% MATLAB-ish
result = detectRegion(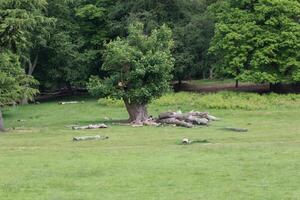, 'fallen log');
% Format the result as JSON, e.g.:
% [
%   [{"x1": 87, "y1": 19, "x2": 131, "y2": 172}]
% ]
[
  {"x1": 156, "y1": 110, "x2": 220, "y2": 128},
  {"x1": 188, "y1": 111, "x2": 209, "y2": 118},
  {"x1": 207, "y1": 115, "x2": 219, "y2": 121},
  {"x1": 182, "y1": 138, "x2": 192, "y2": 144},
  {"x1": 182, "y1": 138, "x2": 209, "y2": 145},
  {"x1": 159, "y1": 111, "x2": 215, "y2": 122},
  {"x1": 58, "y1": 101, "x2": 84, "y2": 105},
  {"x1": 158, "y1": 112, "x2": 178, "y2": 119},
  {"x1": 109, "y1": 110, "x2": 218, "y2": 128},
  {"x1": 73, "y1": 135, "x2": 109, "y2": 141},
  {"x1": 72, "y1": 124, "x2": 108, "y2": 130},
  {"x1": 159, "y1": 118, "x2": 193, "y2": 128},
  {"x1": 184, "y1": 116, "x2": 209, "y2": 125},
  {"x1": 187, "y1": 112, "x2": 219, "y2": 121}
]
